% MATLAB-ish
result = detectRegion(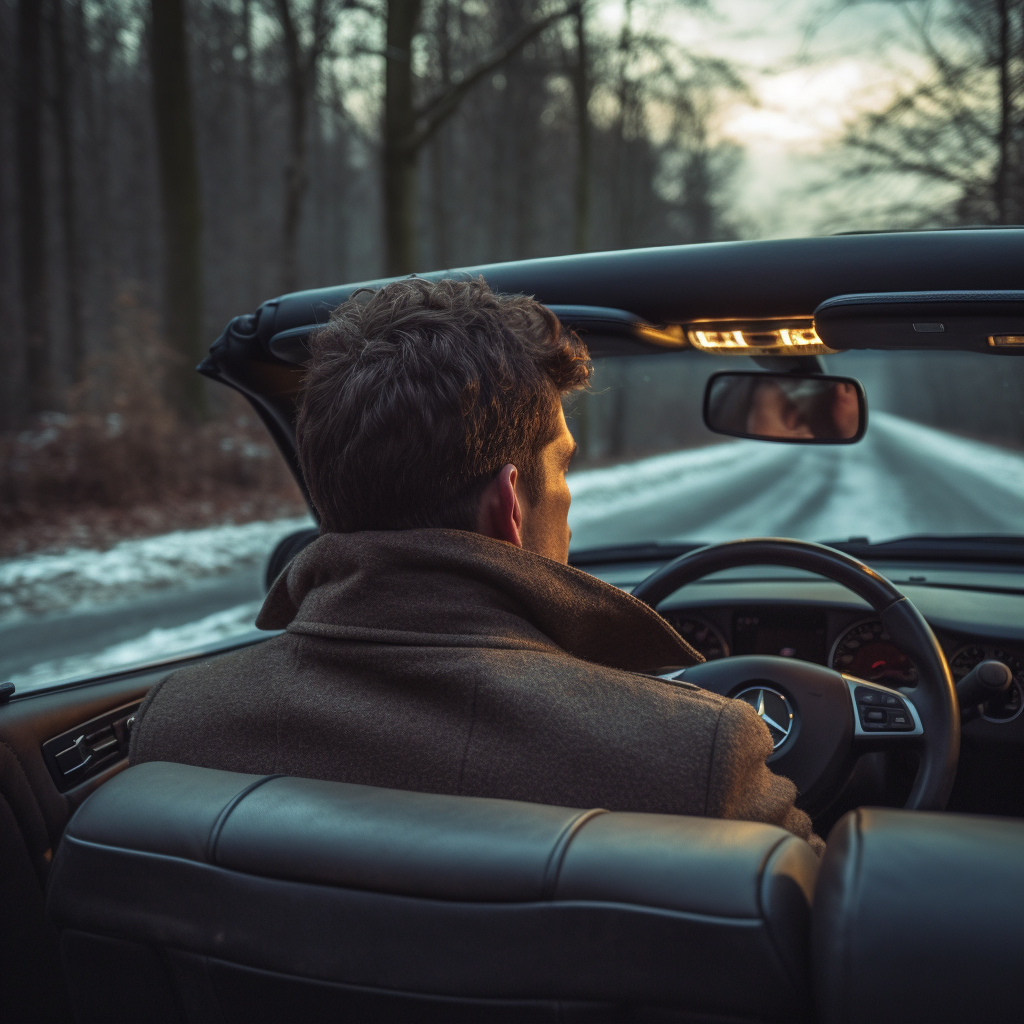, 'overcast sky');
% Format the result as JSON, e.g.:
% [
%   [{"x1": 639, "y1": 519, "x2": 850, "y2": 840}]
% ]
[{"x1": 619, "y1": 0, "x2": 930, "y2": 236}]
